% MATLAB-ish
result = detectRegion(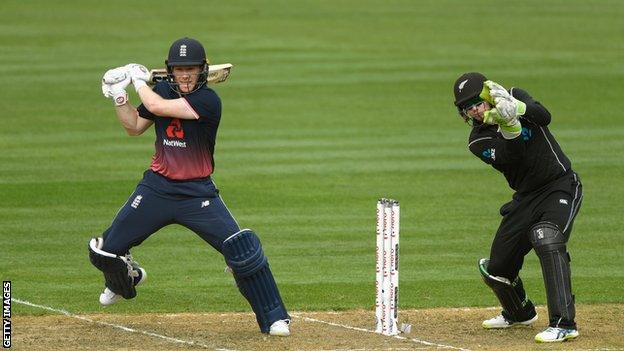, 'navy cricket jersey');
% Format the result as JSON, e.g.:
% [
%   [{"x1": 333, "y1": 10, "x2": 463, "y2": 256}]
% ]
[{"x1": 137, "y1": 82, "x2": 221, "y2": 181}]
